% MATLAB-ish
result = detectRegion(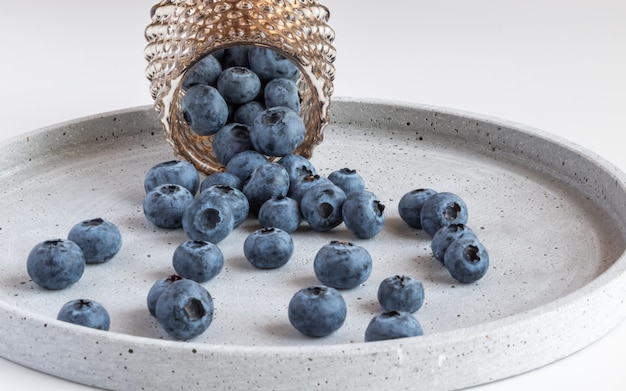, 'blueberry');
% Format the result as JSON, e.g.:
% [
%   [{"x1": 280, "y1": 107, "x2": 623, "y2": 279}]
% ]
[
  {"x1": 211, "y1": 48, "x2": 225, "y2": 63},
  {"x1": 197, "y1": 184, "x2": 249, "y2": 228},
  {"x1": 299, "y1": 182, "x2": 346, "y2": 232},
  {"x1": 277, "y1": 154, "x2": 318, "y2": 184},
  {"x1": 154, "y1": 278, "x2": 214, "y2": 340},
  {"x1": 264, "y1": 77, "x2": 300, "y2": 113},
  {"x1": 328, "y1": 168, "x2": 366, "y2": 196},
  {"x1": 377, "y1": 275, "x2": 425, "y2": 314},
  {"x1": 258, "y1": 195, "x2": 301, "y2": 233},
  {"x1": 431, "y1": 223, "x2": 477, "y2": 263},
  {"x1": 364, "y1": 311, "x2": 423, "y2": 342},
  {"x1": 242, "y1": 162, "x2": 290, "y2": 215},
  {"x1": 419, "y1": 191, "x2": 469, "y2": 237},
  {"x1": 217, "y1": 67, "x2": 262, "y2": 105},
  {"x1": 249, "y1": 106, "x2": 306, "y2": 157},
  {"x1": 248, "y1": 46, "x2": 300, "y2": 81},
  {"x1": 225, "y1": 150, "x2": 269, "y2": 183},
  {"x1": 288, "y1": 173, "x2": 332, "y2": 204},
  {"x1": 173, "y1": 240, "x2": 224, "y2": 283},
  {"x1": 200, "y1": 171, "x2": 243, "y2": 192},
  {"x1": 225, "y1": 101, "x2": 237, "y2": 123},
  {"x1": 221, "y1": 45, "x2": 251, "y2": 68},
  {"x1": 144, "y1": 159, "x2": 200, "y2": 195},
  {"x1": 444, "y1": 237, "x2": 489, "y2": 283},
  {"x1": 57, "y1": 299, "x2": 110, "y2": 331},
  {"x1": 181, "y1": 191, "x2": 235, "y2": 243},
  {"x1": 233, "y1": 100, "x2": 265, "y2": 126},
  {"x1": 313, "y1": 240, "x2": 373, "y2": 289},
  {"x1": 342, "y1": 190, "x2": 385, "y2": 239},
  {"x1": 288, "y1": 285, "x2": 347, "y2": 337},
  {"x1": 398, "y1": 188, "x2": 437, "y2": 229},
  {"x1": 67, "y1": 218, "x2": 122, "y2": 264},
  {"x1": 182, "y1": 54, "x2": 222, "y2": 90},
  {"x1": 26, "y1": 239, "x2": 85, "y2": 290},
  {"x1": 147, "y1": 274, "x2": 184, "y2": 317},
  {"x1": 143, "y1": 184, "x2": 194, "y2": 229},
  {"x1": 182, "y1": 84, "x2": 229, "y2": 136},
  {"x1": 212, "y1": 123, "x2": 254, "y2": 166},
  {"x1": 243, "y1": 227, "x2": 294, "y2": 269}
]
